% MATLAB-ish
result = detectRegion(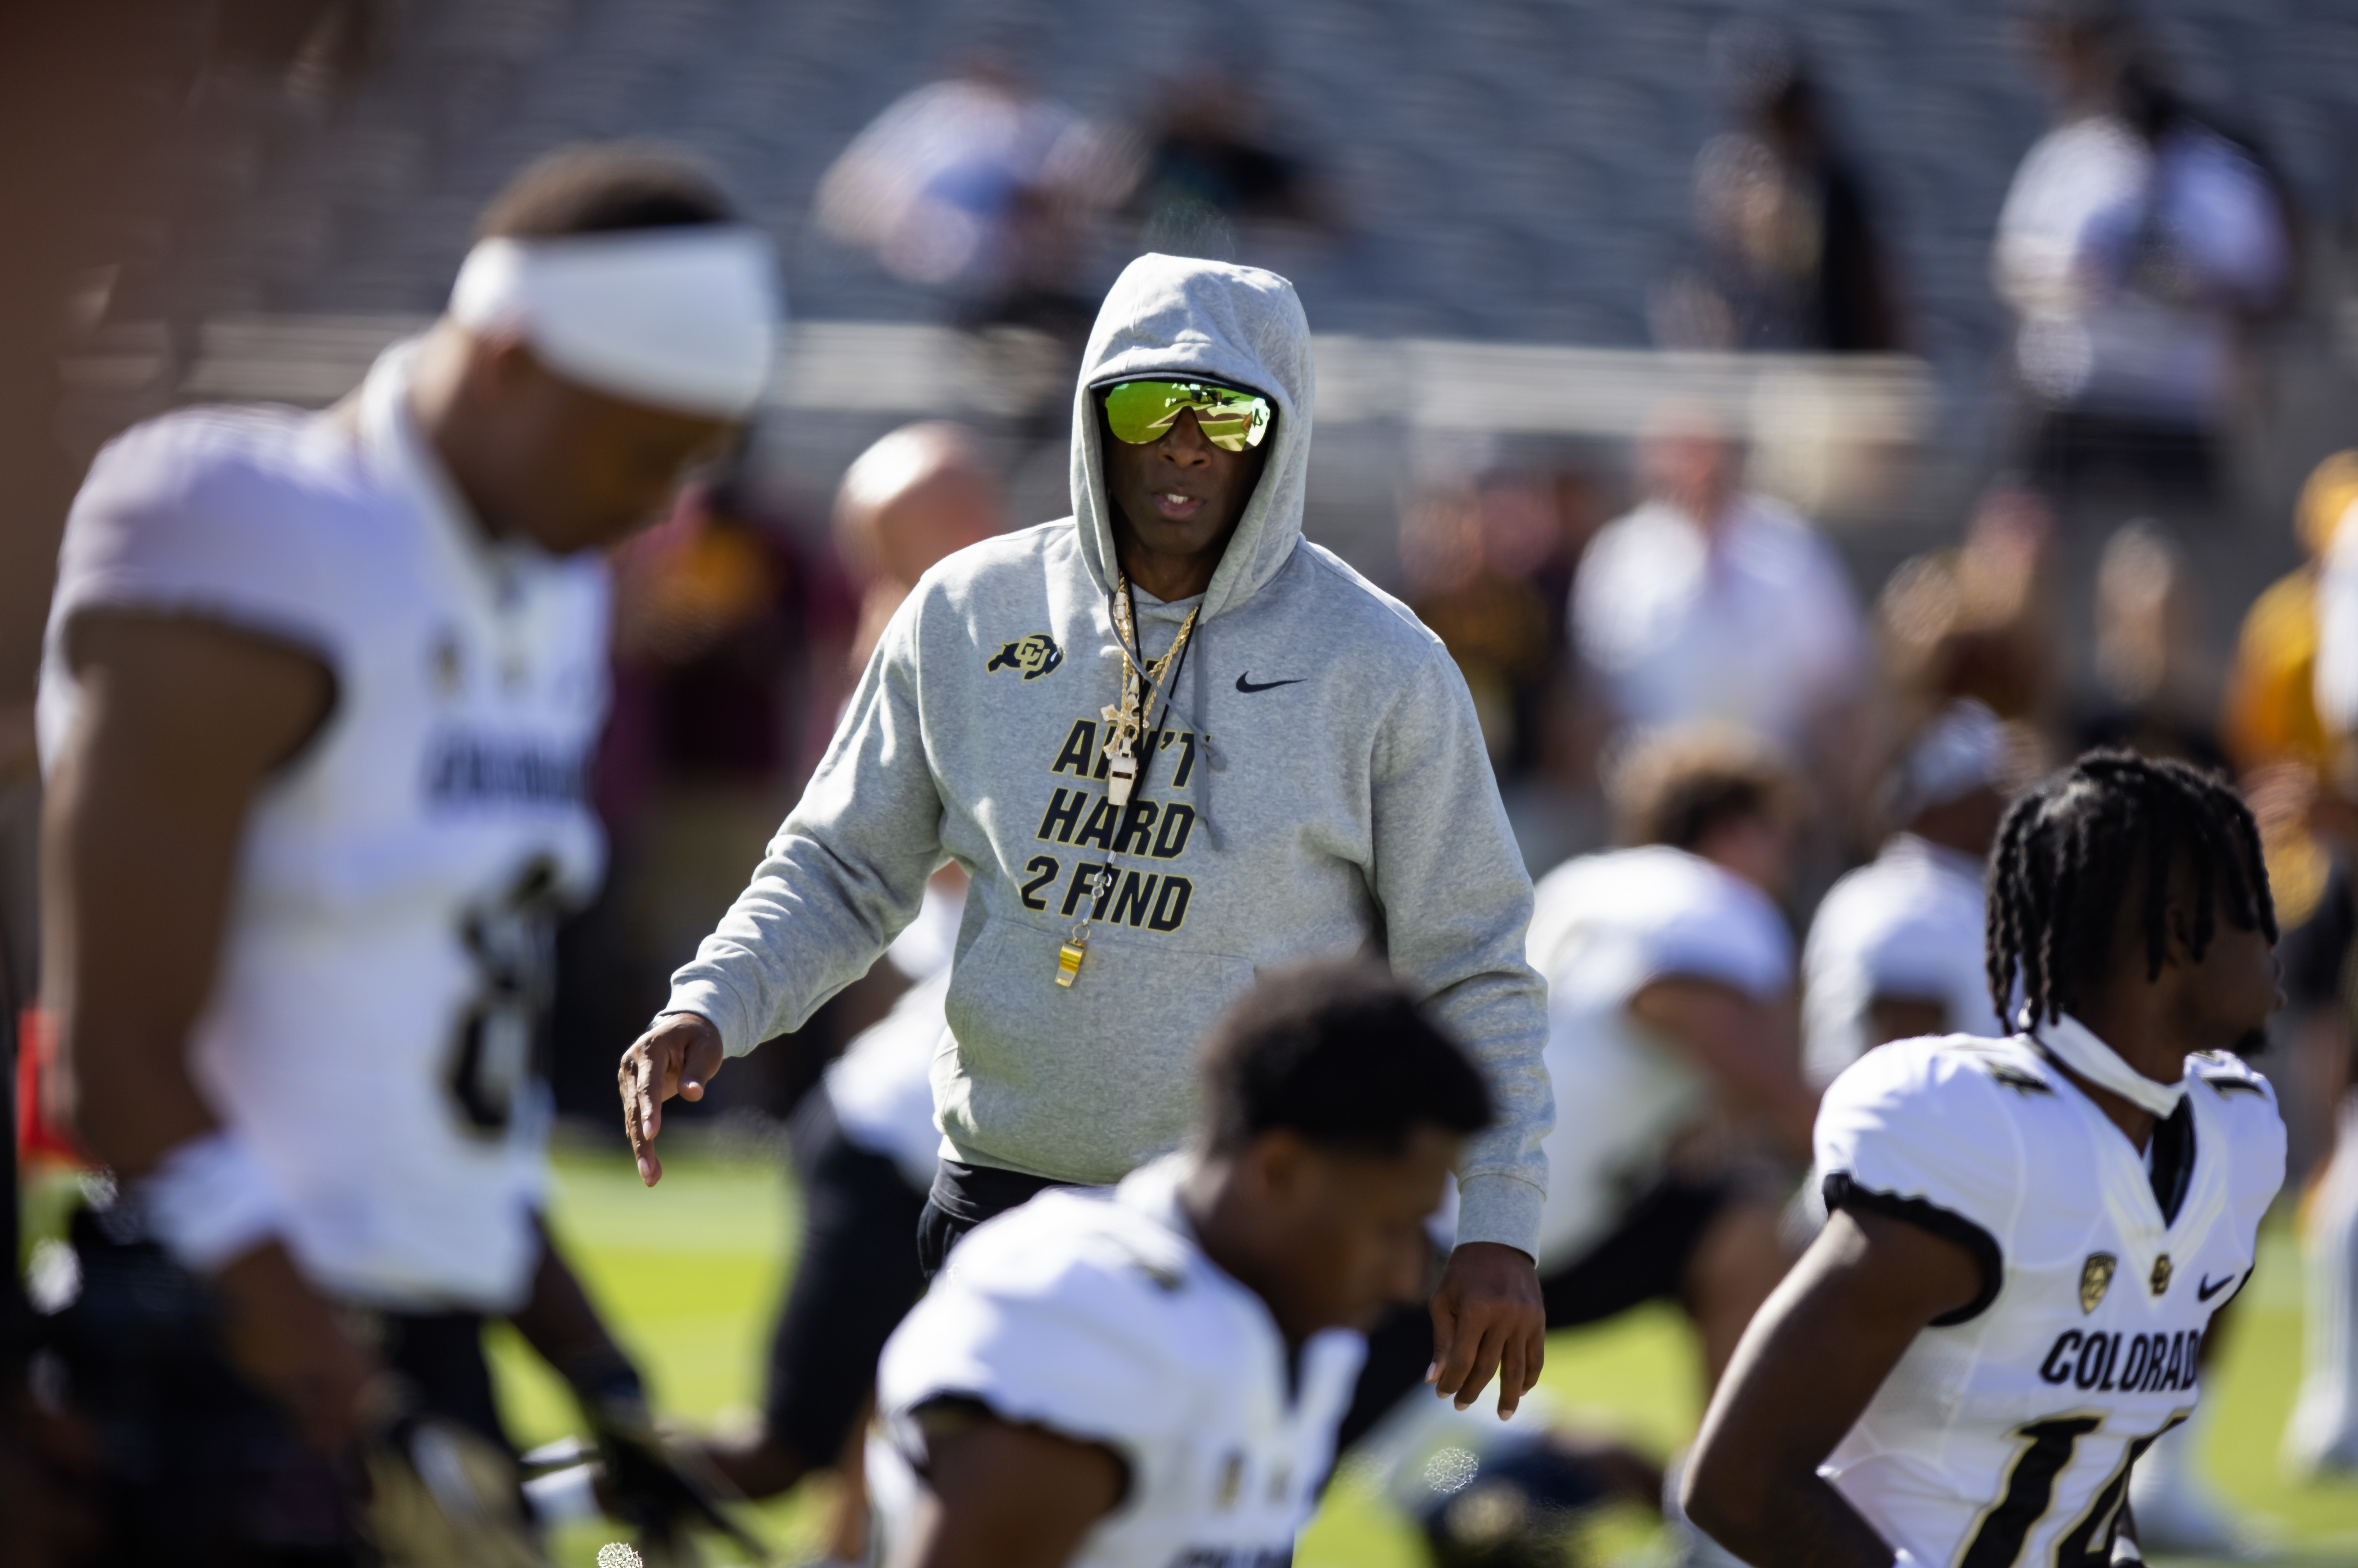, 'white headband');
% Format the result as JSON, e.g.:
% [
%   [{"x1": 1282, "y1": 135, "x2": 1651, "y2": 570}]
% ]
[{"x1": 449, "y1": 226, "x2": 782, "y2": 418}]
